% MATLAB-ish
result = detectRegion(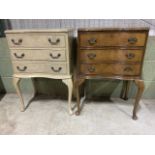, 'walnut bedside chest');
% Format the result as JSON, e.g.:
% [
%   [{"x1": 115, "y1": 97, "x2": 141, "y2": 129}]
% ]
[
  {"x1": 5, "y1": 29, "x2": 74, "y2": 114},
  {"x1": 75, "y1": 28, "x2": 149, "y2": 120}
]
